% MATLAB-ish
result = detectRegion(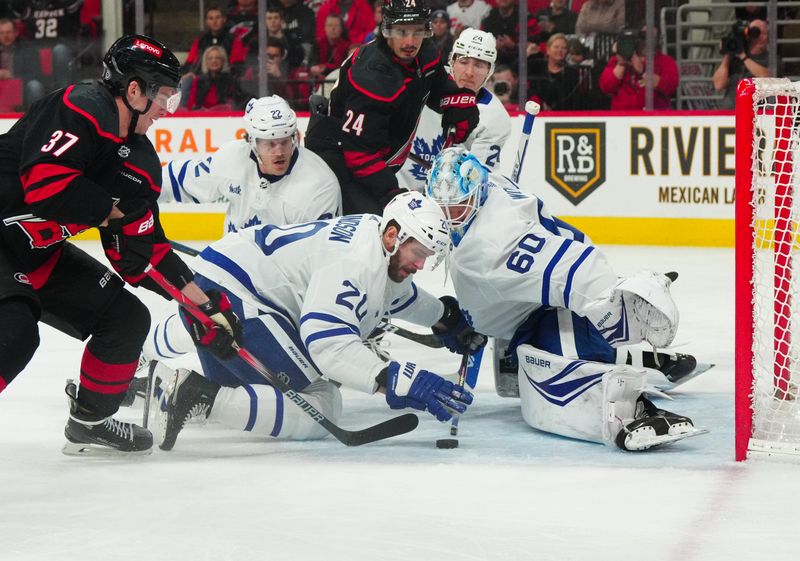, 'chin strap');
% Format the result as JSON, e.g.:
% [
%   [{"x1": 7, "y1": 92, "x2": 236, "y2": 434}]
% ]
[{"x1": 121, "y1": 93, "x2": 151, "y2": 137}]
